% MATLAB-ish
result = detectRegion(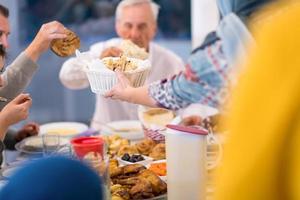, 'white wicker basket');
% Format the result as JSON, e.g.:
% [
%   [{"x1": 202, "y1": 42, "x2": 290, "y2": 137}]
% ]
[{"x1": 85, "y1": 58, "x2": 151, "y2": 95}]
